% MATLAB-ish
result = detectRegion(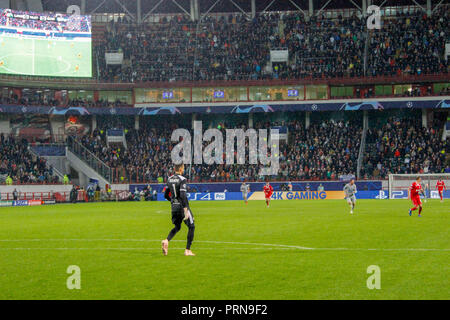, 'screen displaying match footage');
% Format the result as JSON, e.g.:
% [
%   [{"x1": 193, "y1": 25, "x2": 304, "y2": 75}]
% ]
[{"x1": 0, "y1": 8, "x2": 92, "y2": 77}]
